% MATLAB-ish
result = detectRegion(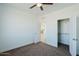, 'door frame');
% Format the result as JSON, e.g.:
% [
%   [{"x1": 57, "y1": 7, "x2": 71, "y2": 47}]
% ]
[
  {"x1": 57, "y1": 17, "x2": 77, "y2": 56},
  {"x1": 57, "y1": 18, "x2": 69, "y2": 46}
]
